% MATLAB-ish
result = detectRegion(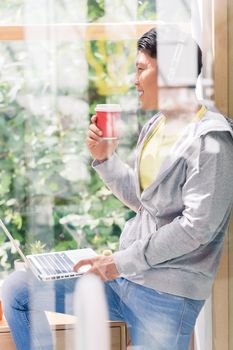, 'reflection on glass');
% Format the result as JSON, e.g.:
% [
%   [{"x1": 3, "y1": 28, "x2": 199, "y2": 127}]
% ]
[{"x1": 1, "y1": 1, "x2": 231, "y2": 350}]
